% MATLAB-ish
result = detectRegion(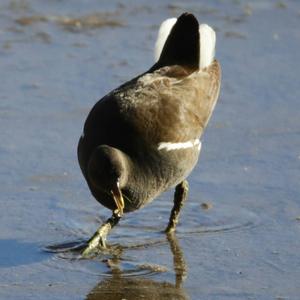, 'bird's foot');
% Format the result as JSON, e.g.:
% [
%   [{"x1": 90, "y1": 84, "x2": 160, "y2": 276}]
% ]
[
  {"x1": 81, "y1": 231, "x2": 107, "y2": 257},
  {"x1": 81, "y1": 212, "x2": 121, "y2": 258}
]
